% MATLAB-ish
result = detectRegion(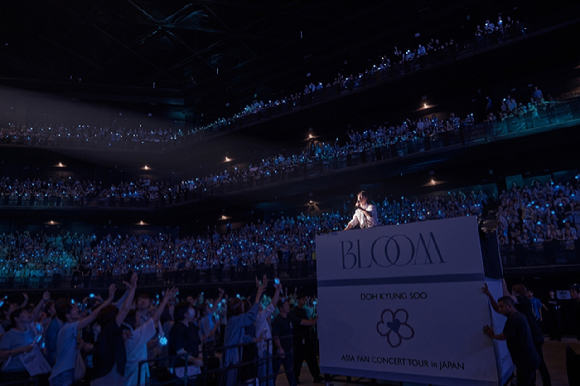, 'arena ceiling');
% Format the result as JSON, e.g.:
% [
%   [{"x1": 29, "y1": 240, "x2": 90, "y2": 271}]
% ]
[
  {"x1": 0, "y1": 0, "x2": 529, "y2": 120},
  {"x1": 0, "y1": 0, "x2": 399, "y2": 89}
]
